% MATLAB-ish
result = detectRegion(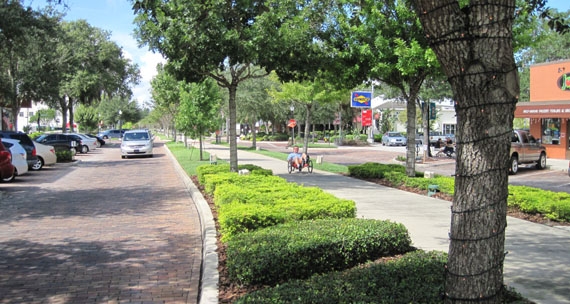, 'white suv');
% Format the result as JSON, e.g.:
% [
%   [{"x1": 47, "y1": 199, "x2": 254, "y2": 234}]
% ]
[{"x1": 120, "y1": 129, "x2": 154, "y2": 159}]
